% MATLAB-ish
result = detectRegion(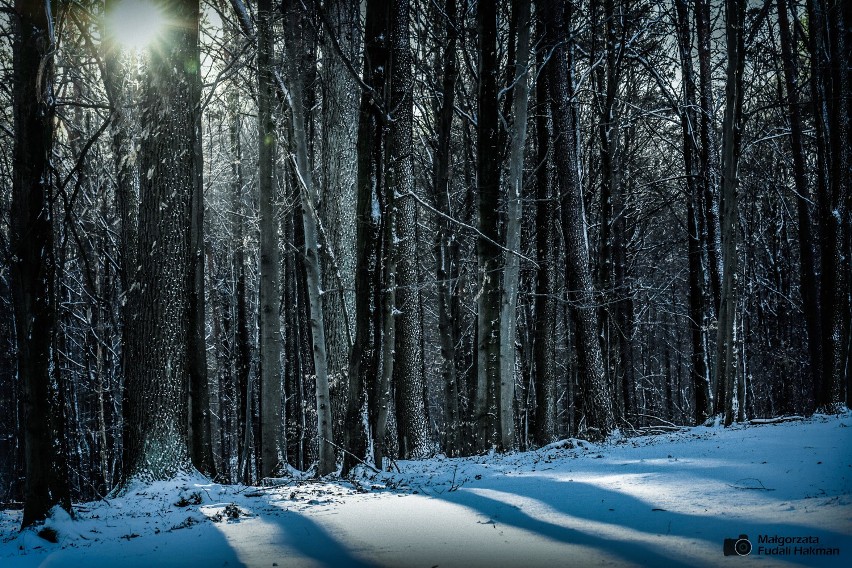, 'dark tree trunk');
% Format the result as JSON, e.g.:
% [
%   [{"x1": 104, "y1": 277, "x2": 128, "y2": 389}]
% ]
[
  {"x1": 431, "y1": 0, "x2": 461, "y2": 457},
  {"x1": 776, "y1": 0, "x2": 825, "y2": 412},
  {"x1": 532, "y1": 21, "x2": 557, "y2": 445},
  {"x1": 695, "y1": 0, "x2": 722, "y2": 314},
  {"x1": 187, "y1": 0, "x2": 215, "y2": 477},
  {"x1": 716, "y1": 0, "x2": 745, "y2": 425},
  {"x1": 824, "y1": 0, "x2": 850, "y2": 410},
  {"x1": 675, "y1": 0, "x2": 712, "y2": 424},
  {"x1": 541, "y1": 0, "x2": 614, "y2": 438},
  {"x1": 12, "y1": 0, "x2": 73, "y2": 528},
  {"x1": 474, "y1": 0, "x2": 503, "y2": 451},
  {"x1": 343, "y1": 0, "x2": 388, "y2": 474},
  {"x1": 256, "y1": 0, "x2": 282, "y2": 478}
]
